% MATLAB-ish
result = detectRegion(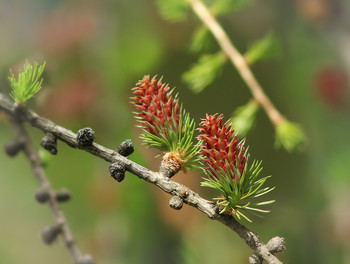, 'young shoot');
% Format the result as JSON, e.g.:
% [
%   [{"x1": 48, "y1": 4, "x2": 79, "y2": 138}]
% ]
[{"x1": 9, "y1": 60, "x2": 46, "y2": 105}]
